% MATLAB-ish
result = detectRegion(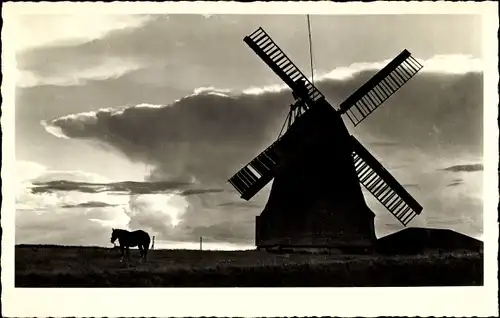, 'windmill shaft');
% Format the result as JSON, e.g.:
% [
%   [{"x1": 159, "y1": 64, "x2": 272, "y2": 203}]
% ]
[{"x1": 306, "y1": 14, "x2": 315, "y2": 85}]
